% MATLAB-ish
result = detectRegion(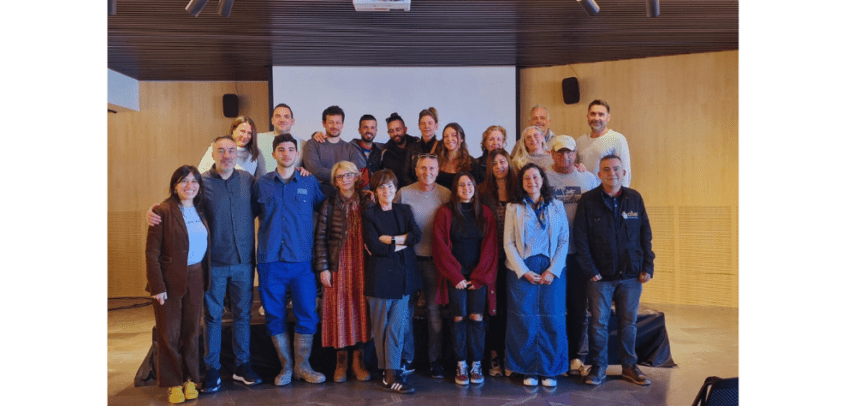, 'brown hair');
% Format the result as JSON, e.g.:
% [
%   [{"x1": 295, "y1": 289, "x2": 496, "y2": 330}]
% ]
[
  {"x1": 438, "y1": 122, "x2": 474, "y2": 173},
  {"x1": 448, "y1": 172, "x2": 486, "y2": 237},
  {"x1": 228, "y1": 116, "x2": 260, "y2": 161}
]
